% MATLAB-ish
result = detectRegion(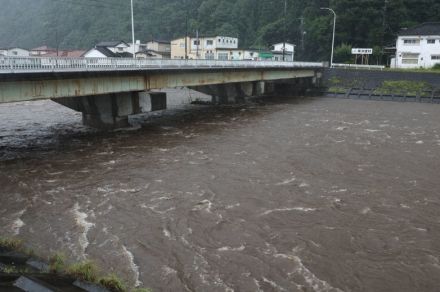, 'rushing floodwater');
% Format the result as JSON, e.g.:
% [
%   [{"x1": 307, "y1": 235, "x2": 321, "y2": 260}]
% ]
[{"x1": 1, "y1": 93, "x2": 440, "y2": 292}]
